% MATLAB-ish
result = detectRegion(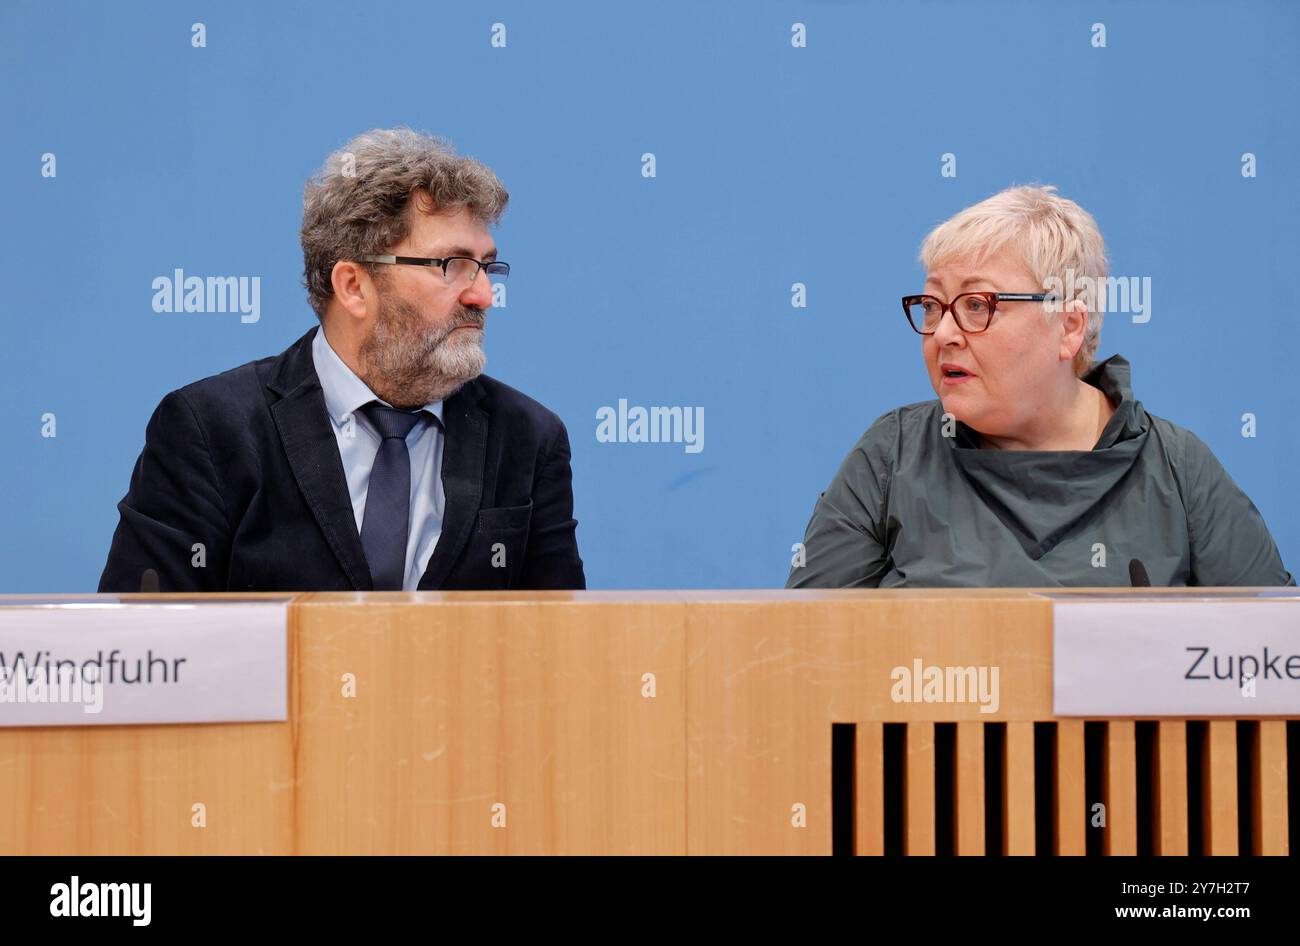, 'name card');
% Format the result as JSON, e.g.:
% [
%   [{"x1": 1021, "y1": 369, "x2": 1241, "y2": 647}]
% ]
[
  {"x1": 0, "y1": 599, "x2": 288, "y2": 727},
  {"x1": 1051, "y1": 597, "x2": 1300, "y2": 716}
]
